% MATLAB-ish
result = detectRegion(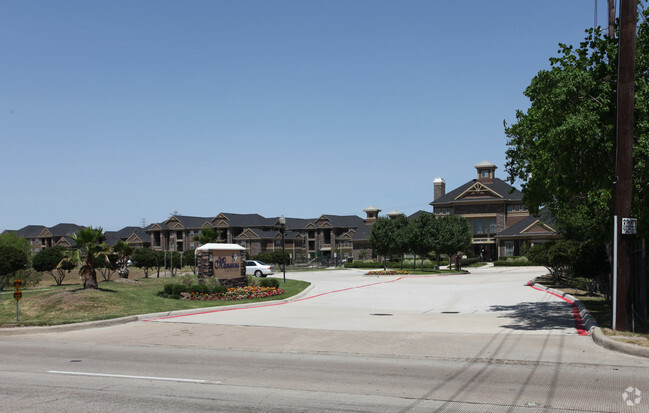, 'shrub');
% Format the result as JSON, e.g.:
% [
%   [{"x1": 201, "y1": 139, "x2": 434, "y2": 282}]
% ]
[
  {"x1": 163, "y1": 283, "x2": 174, "y2": 295},
  {"x1": 493, "y1": 256, "x2": 532, "y2": 266},
  {"x1": 188, "y1": 284, "x2": 210, "y2": 294},
  {"x1": 259, "y1": 278, "x2": 280, "y2": 288},
  {"x1": 205, "y1": 276, "x2": 221, "y2": 291},
  {"x1": 180, "y1": 273, "x2": 195, "y2": 287},
  {"x1": 210, "y1": 285, "x2": 228, "y2": 294},
  {"x1": 171, "y1": 284, "x2": 187, "y2": 296},
  {"x1": 460, "y1": 257, "x2": 480, "y2": 266},
  {"x1": 344, "y1": 261, "x2": 383, "y2": 269}
]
